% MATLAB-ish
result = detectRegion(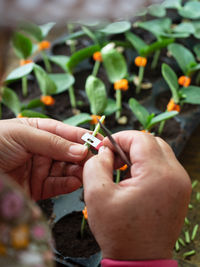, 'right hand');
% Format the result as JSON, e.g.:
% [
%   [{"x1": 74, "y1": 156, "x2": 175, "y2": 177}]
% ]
[{"x1": 83, "y1": 131, "x2": 191, "y2": 261}]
